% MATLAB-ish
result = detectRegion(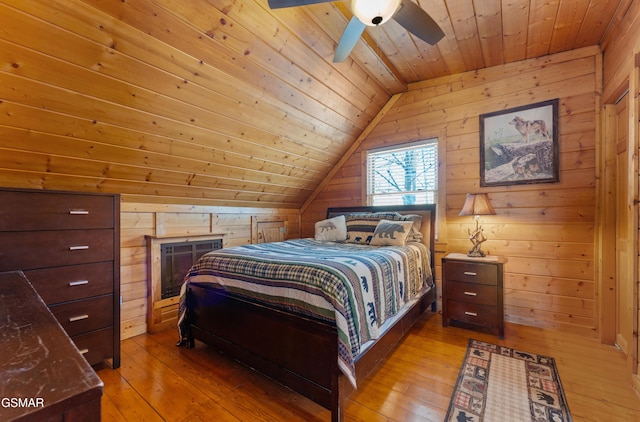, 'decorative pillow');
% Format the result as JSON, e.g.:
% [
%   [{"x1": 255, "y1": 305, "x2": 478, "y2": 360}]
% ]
[
  {"x1": 397, "y1": 214, "x2": 423, "y2": 242},
  {"x1": 314, "y1": 215, "x2": 347, "y2": 242},
  {"x1": 345, "y1": 212, "x2": 401, "y2": 244},
  {"x1": 370, "y1": 219, "x2": 414, "y2": 246}
]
